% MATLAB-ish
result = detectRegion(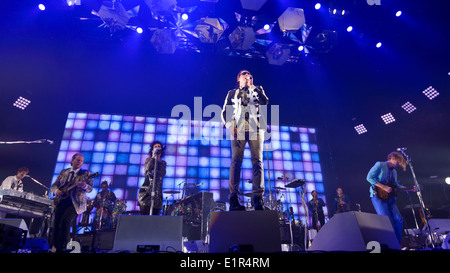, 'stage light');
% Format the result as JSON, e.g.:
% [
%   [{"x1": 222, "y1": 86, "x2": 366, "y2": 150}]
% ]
[
  {"x1": 401, "y1": 102, "x2": 416, "y2": 114},
  {"x1": 181, "y1": 13, "x2": 189, "y2": 20},
  {"x1": 346, "y1": 26, "x2": 353, "y2": 32},
  {"x1": 315, "y1": 3, "x2": 321, "y2": 10},
  {"x1": 38, "y1": 4, "x2": 46, "y2": 11},
  {"x1": 381, "y1": 113, "x2": 395, "y2": 124},
  {"x1": 136, "y1": 27, "x2": 143, "y2": 34},
  {"x1": 445, "y1": 177, "x2": 450, "y2": 185},
  {"x1": 354, "y1": 124, "x2": 367, "y2": 135},
  {"x1": 13, "y1": 97, "x2": 31, "y2": 110},
  {"x1": 376, "y1": 42, "x2": 382, "y2": 48},
  {"x1": 422, "y1": 86, "x2": 439, "y2": 100},
  {"x1": 263, "y1": 24, "x2": 270, "y2": 31},
  {"x1": 395, "y1": 11, "x2": 402, "y2": 17},
  {"x1": 298, "y1": 45, "x2": 304, "y2": 51}
]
